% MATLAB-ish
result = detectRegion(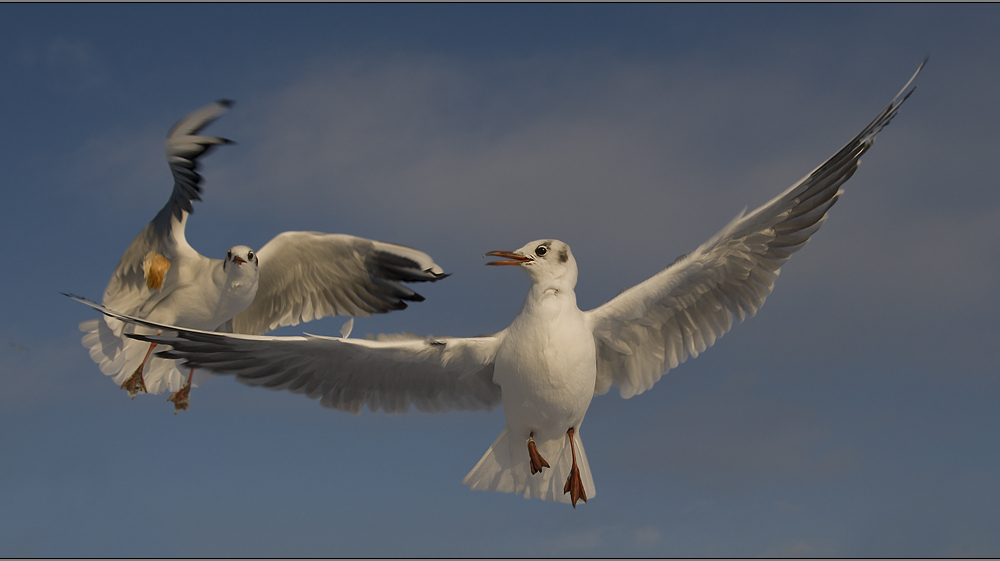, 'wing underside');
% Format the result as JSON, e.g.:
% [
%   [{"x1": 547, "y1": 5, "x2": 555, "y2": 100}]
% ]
[{"x1": 586, "y1": 61, "x2": 924, "y2": 399}]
